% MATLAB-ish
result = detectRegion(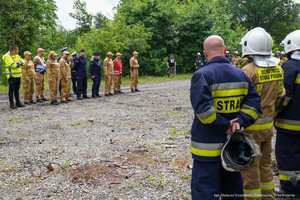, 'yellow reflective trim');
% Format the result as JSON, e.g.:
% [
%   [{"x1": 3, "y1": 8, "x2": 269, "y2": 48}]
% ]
[
  {"x1": 279, "y1": 174, "x2": 289, "y2": 181},
  {"x1": 256, "y1": 66, "x2": 283, "y2": 83},
  {"x1": 191, "y1": 146, "x2": 221, "y2": 157},
  {"x1": 246, "y1": 121, "x2": 274, "y2": 131},
  {"x1": 261, "y1": 181, "x2": 275, "y2": 191},
  {"x1": 212, "y1": 88, "x2": 248, "y2": 98},
  {"x1": 279, "y1": 174, "x2": 300, "y2": 181},
  {"x1": 275, "y1": 121, "x2": 300, "y2": 131},
  {"x1": 295, "y1": 74, "x2": 300, "y2": 84},
  {"x1": 240, "y1": 108, "x2": 258, "y2": 119},
  {"x1": 198, "y1": 112, "x2": 216, "y2": 124},
  {"x1": 213, "y1": 96, "x2": 243, "y2": 114},
  {"x1": 243, "y1": 188, "x2": 262, "y2": 197}
]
